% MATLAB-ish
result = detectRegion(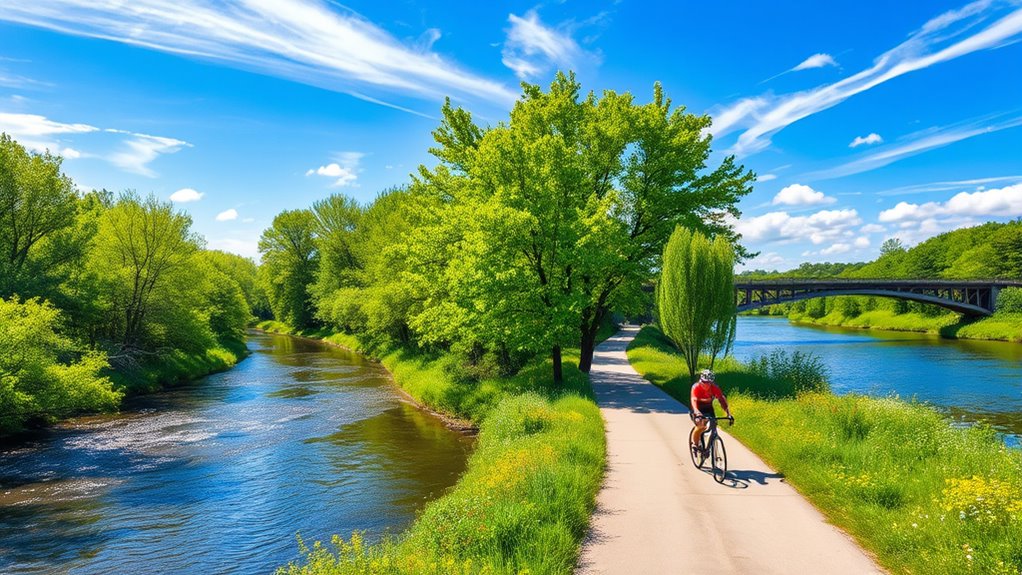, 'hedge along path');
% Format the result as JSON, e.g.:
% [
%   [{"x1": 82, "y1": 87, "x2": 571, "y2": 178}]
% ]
[{"x1": 576, "y1": 326, "x2": 884, "y2": 575}]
